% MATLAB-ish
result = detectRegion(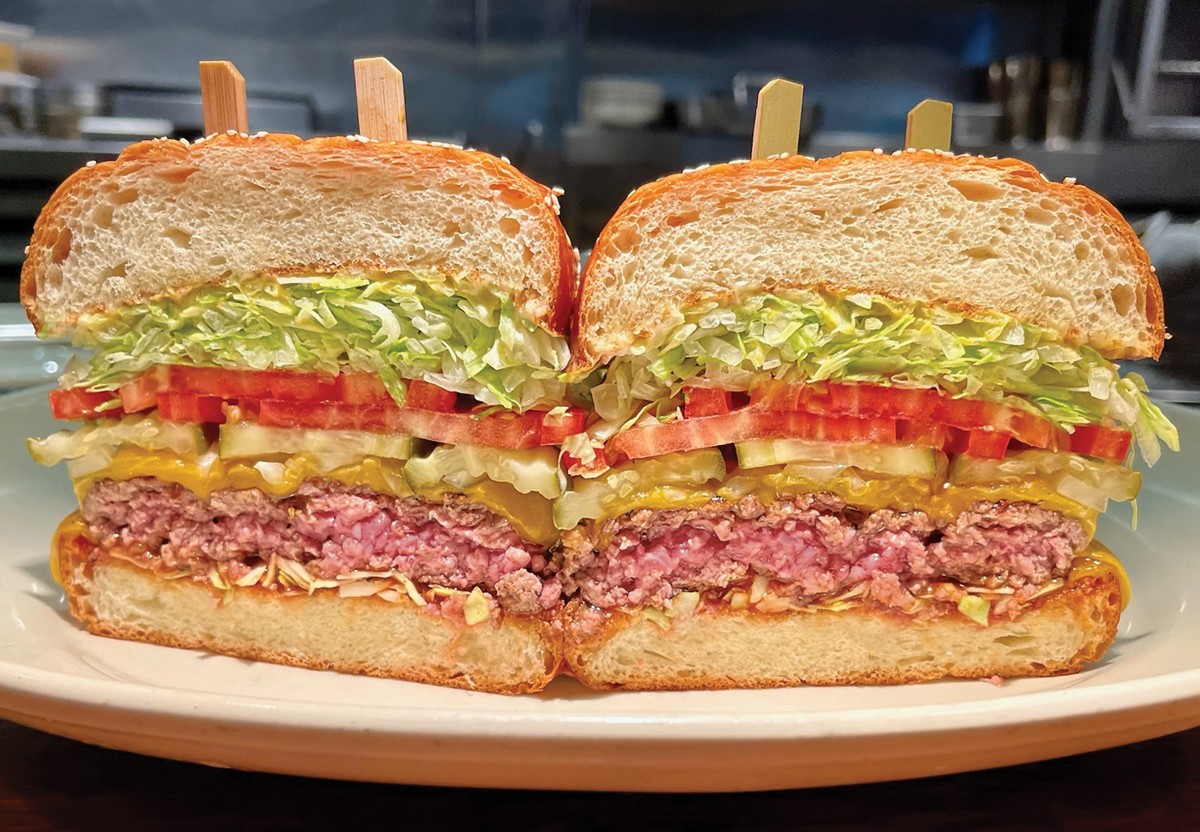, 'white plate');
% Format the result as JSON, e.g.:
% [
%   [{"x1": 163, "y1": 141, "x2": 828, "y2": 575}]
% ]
[{"x1": 1, "y1": 387, "x2": 1198, "y2": 792}]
